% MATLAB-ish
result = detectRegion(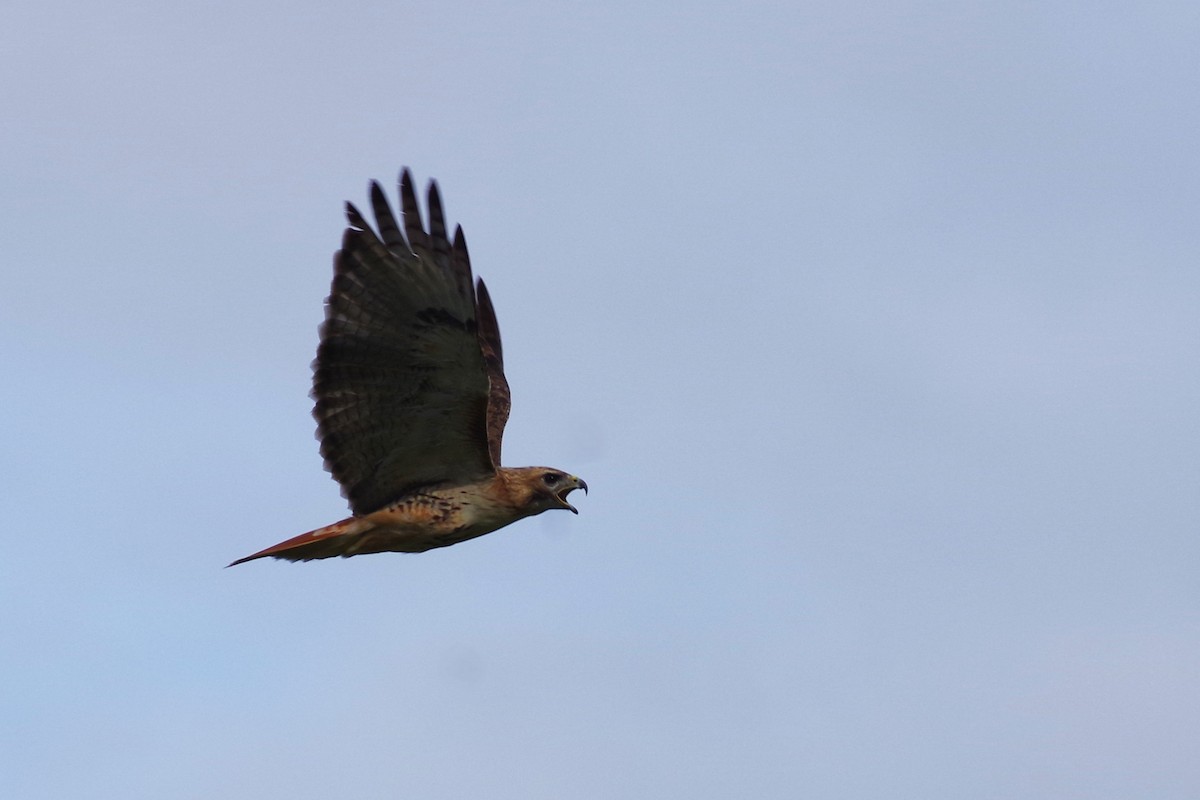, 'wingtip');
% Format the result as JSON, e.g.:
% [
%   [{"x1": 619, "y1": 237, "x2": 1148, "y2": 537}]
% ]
[
  {"x1": 426, "y1": 179, "x2": 445, "y2": 224},
  {"x1": 453, "y1": 225, "x2": 470, "y2": 261}
]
